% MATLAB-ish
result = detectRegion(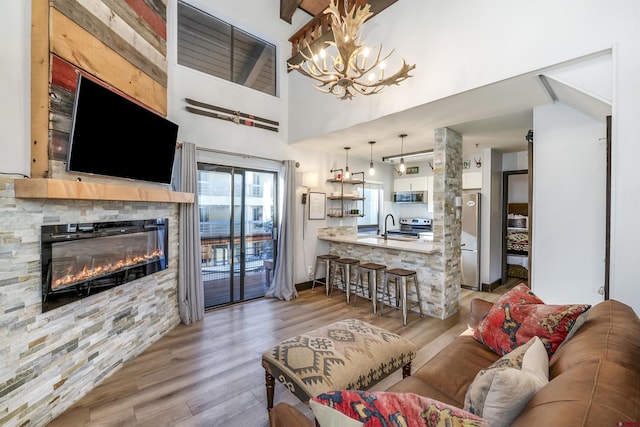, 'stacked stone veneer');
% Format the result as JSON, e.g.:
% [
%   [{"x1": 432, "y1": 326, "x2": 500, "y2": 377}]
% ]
[
  {"x1": 432, "y1": 127, "x2": 463, "y2": 318},
  {"x1": 0, "y1": 177, "x2": 181, "y2": 426}
]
